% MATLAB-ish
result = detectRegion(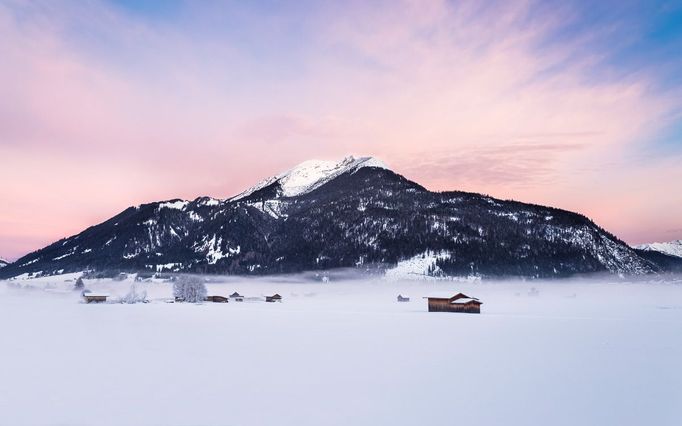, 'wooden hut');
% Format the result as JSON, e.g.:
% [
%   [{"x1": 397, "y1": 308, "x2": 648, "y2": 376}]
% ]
[
  {"x1": 229, "y1": 292, "x2": 244, "y2": 302},
  {"x1": 424, "y1": 292, "x2": 482, "y2": 314},
  {"x1": 205, "y1": 295, "x2": 229, "y2": 303},
  {"x1": 265, "y1": 294, "x2": 282, "y2": 303},
  {"x1": 397, "y1": 294, "x2": 410, "y2": 302},
  {"x1": 83, "y1": 293, "x2": 109, "y2": 303}
]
